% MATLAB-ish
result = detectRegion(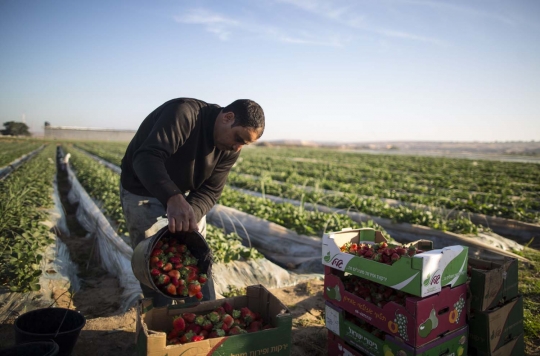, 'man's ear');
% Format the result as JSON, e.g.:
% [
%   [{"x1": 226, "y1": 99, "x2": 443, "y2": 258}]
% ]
[{"x1": 223, "y1": 112, "x2": 235, "y2": 123}]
